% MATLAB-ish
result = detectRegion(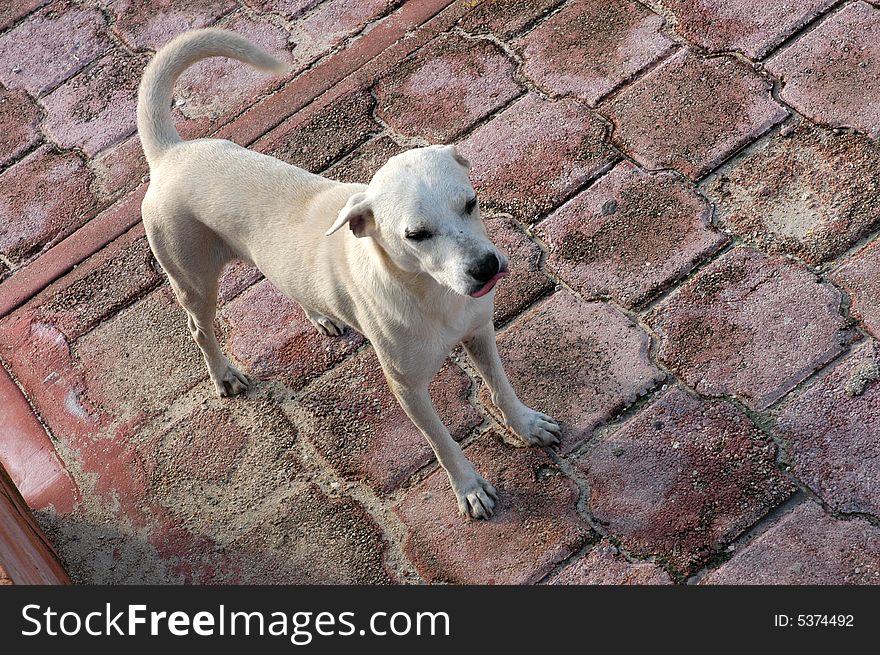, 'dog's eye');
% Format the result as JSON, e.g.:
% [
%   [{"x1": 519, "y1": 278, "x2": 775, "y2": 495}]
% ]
[
  {"x1": 464, "y1": 197, "x2": 477, "y2": 214},
  {"x1": 405, "y1": 229, "x2": 433, "y2": 242}
]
